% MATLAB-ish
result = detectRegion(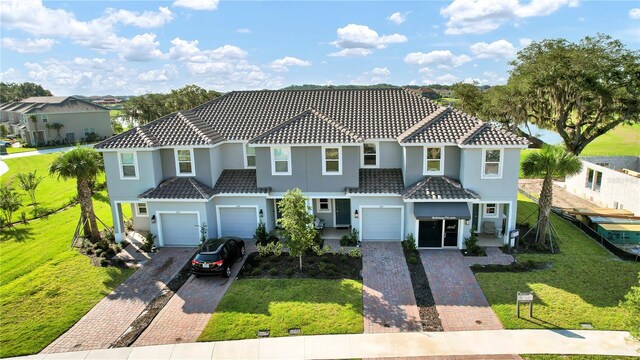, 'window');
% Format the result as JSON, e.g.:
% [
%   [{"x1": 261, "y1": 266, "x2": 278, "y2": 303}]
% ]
[
  {"x1": 585, "y1": 168, "x2": 594, "y2": 189},
  {"x1": 483, "y1": 203, "x2": 498, "y2": 218},
  {"x1": 245, "y1": 145, "x2": 256, "y2": 168},
  {"x1": 585, "y1": 169, "x2": 603, "y2": 191},
  {"x1": 119, "y1": 152, "x2": 138, "y2": 179},
  {"x1": 594, "y1": 171, "x2": 603, "y2": 192},
  {"x1": 135, "y1": 203, "x2": 148, "y2": 217},
  {"x1": 84, "y1": 127, "x2": 95, "y2": 136},
  {"x1": 362, "y1": 142, "x2": 378, "y2": 167},
  {"x1": 482, "y1": 149, "x2": 503, "y2": 179},
  {"x1": 271, "y1": 147, "x2": 291, "y2": 175},
  {"x1": 322, "y1": 147, "x2": 342, "y2": 175},
  {"x1": 41, "y1": 114, "x2": 48, "y2": 123},
  {"x1": 423, "y1": 146, "x2": 444, "y2": 175},
  {"x1": 316, "y1": 198, "x2": 331, "y2": 213},
  {"x1": 175, "y1": 149, "x2": 195, "y2": 176}
]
